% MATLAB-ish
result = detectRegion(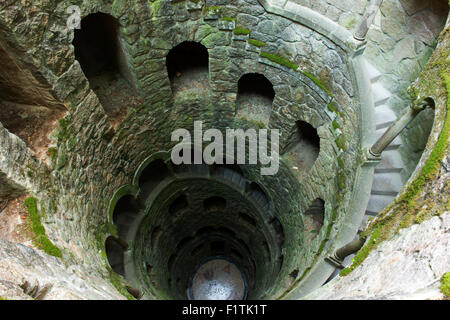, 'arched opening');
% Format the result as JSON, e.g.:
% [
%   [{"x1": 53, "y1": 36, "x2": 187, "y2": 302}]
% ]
[
  {"x1": 203, "y1": 196, "x2": 227, "y2": 212},
  {"x1": 138, "y1": 159, "x2": 171, "y2": 201},
  {"x1": 210, "y1": 240, "x2": 225, "y2": 255},
  {"x1": 284, "y1": 120, "x2": 320, "y2": 172},
  {"x1": 169, "y1": 194, "x2": 188, "y2": 216},
  {"x1": 239, "y1": 212, "x2": 257, "y2": 228},
  {"x1": 73, "y1": 13, "x2": 140, "y2": 122},
  {"x1": 105, "y1": 236, "x2": 126, "y2": 276},
  {"x1": 248, "y1": 182, "x2": 270, "y2": 211},
  {"x1": 165, "y1": 41, "x2": 209, "y2": 95},
  {"x1": 236, "y1": 73, "x2": 275, "y2": 125},
  {"x1": 112, "y1": 195, "x2": 140, "y2": 240},
  {"x1": 303, "y1": 198, "x2": 325, "y2": 242}
]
